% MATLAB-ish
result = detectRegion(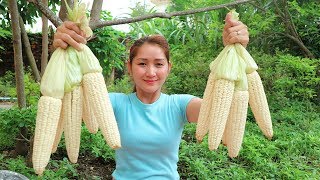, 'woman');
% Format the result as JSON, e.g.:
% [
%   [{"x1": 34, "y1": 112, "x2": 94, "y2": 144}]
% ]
[{"x1": 53, "y1": 12, "x2": 249, "y2": 179}]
